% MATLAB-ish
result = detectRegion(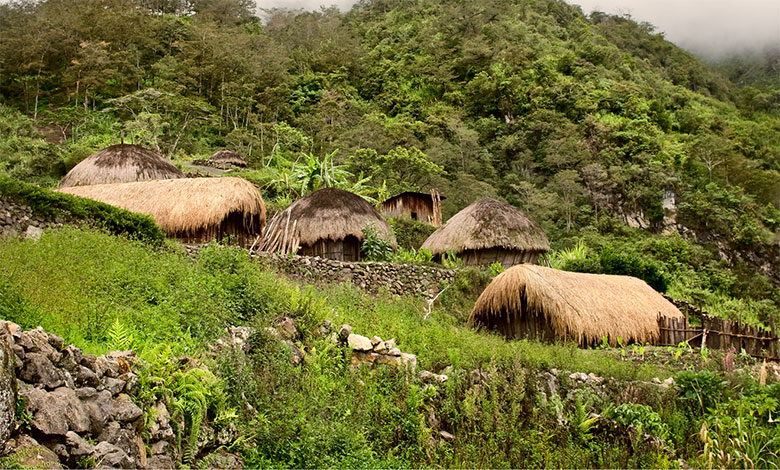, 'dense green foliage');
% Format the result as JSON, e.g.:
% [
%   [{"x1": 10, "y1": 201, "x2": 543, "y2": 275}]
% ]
[
  {"x1": 0, "y1": 173, "x2": 165, "y2": 243},
  {"x1": 1, "y1": 228, "x2": 777, "y2": 468},
  {"x1": 0, "y1": 0, "x2": 777, "y2": 315}
]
